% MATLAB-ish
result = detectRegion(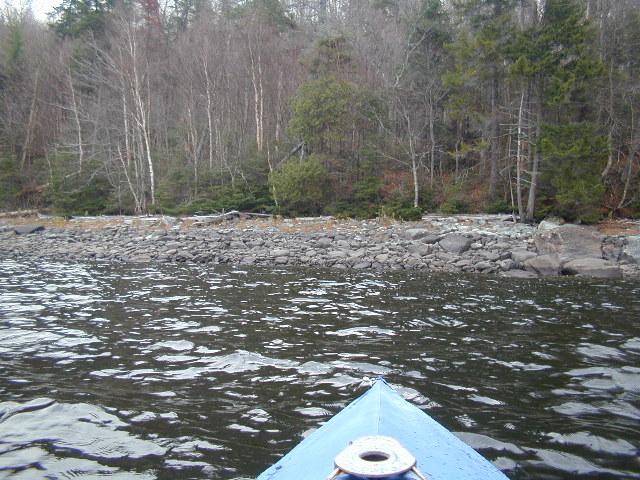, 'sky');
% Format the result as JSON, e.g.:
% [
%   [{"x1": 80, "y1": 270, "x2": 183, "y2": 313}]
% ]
[{"x1": 29, "y1": 0, "x2": 59, "y2": 21}]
